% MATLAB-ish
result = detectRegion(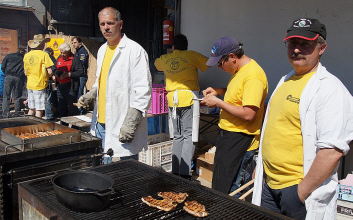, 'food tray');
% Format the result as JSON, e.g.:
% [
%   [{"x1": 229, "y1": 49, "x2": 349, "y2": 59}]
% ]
[{"x1": 0, "y1": 122, "x2": 81, "y2": 150}]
